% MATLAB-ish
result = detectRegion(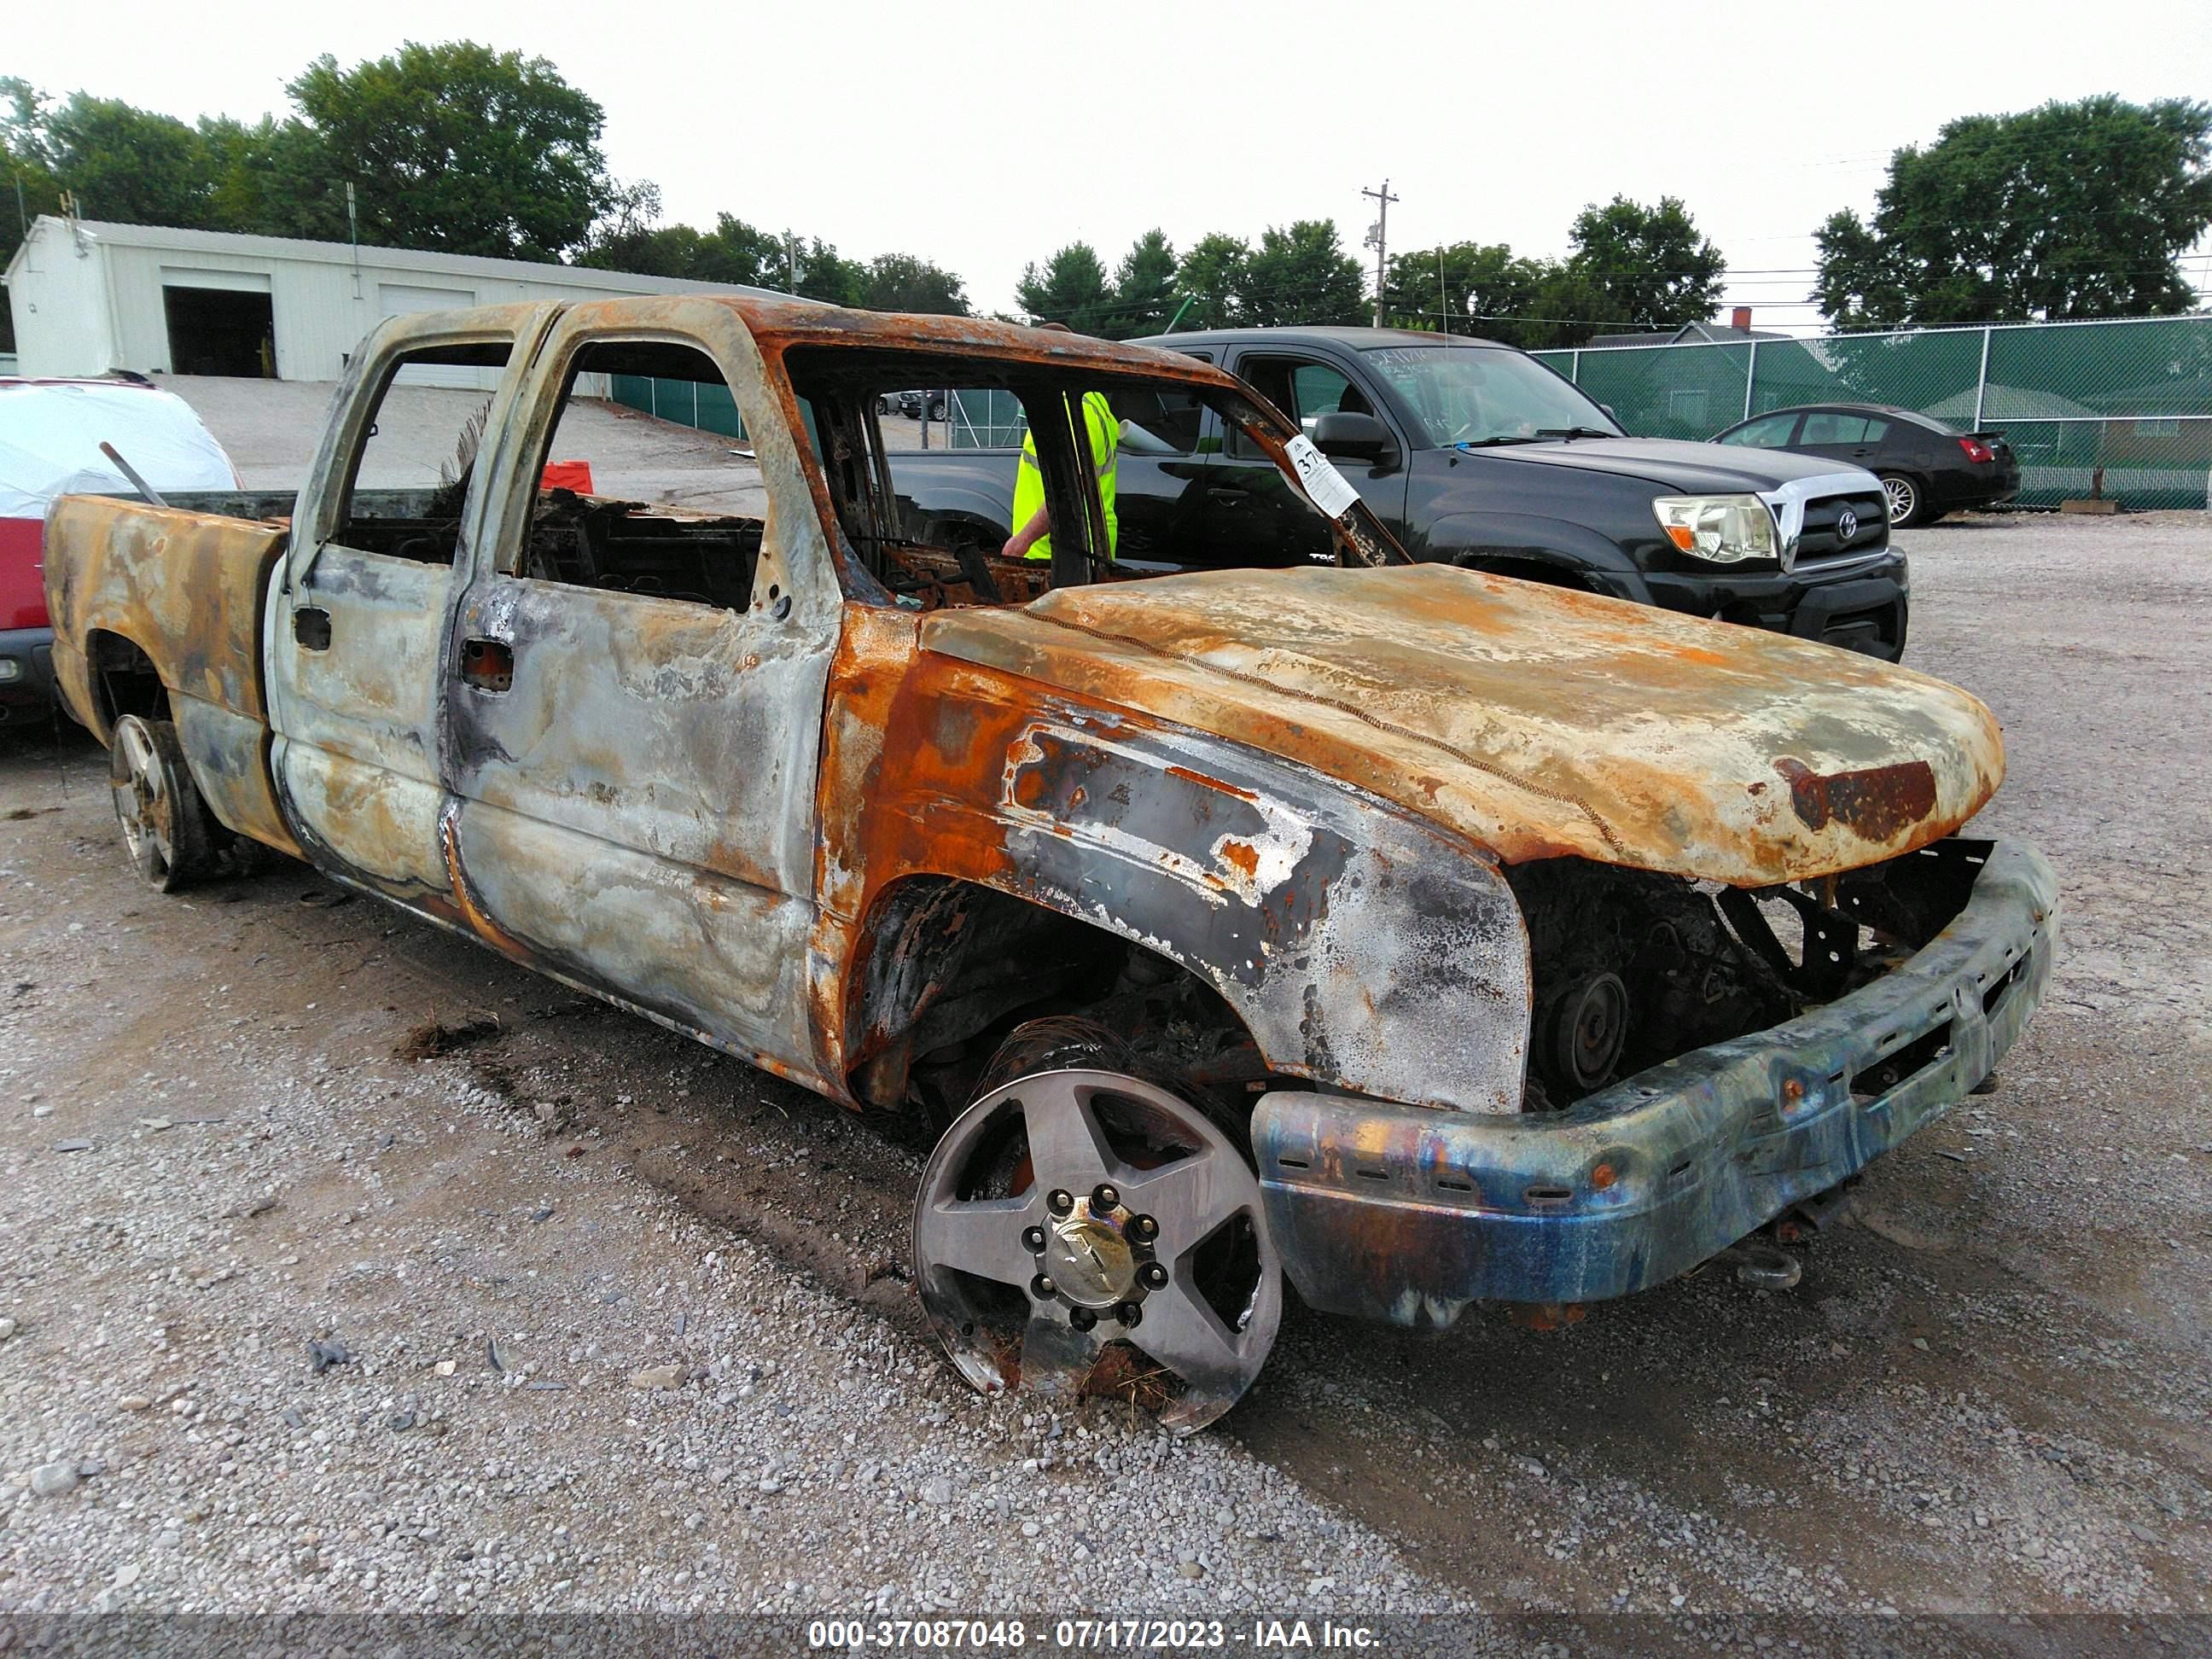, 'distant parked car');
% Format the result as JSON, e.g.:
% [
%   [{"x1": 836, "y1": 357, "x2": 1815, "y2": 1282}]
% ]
[
  {"x1": 0, "y1": 377, "x2": 239, "y2": 718},
  {"x1": 1712, "y1": 403, "x2": 2019, "y2": 527},
  {"x1": 892, "y1": 388, "x2": 950, "y2": 422}
]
